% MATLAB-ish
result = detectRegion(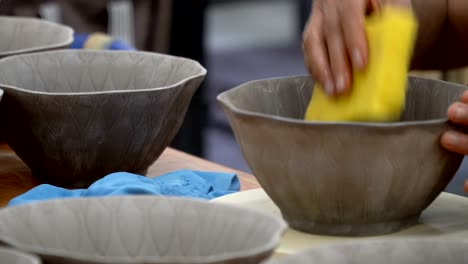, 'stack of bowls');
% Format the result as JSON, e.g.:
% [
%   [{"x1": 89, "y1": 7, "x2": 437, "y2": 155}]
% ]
[{"x1": 0, "y1": 17, "x2": 289, "y2": 264}]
